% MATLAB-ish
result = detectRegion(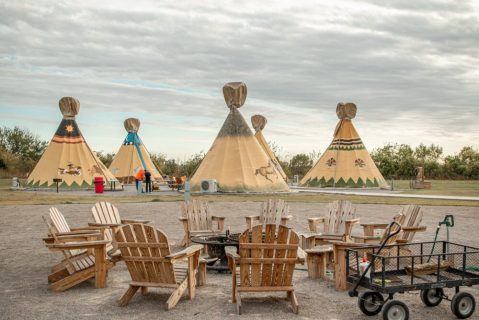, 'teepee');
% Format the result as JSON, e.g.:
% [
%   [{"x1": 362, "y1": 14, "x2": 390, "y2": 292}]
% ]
[
  {"x1": 190, "y1": 82, "x2": 290, "y2": 193},
  {"x1": 108, "y1": 118, "x2": 163, "y2": 184},
  {"x1": 251, "y1": 115, "x2": 288, "y2": 182},
  {"x1": 300, "y1": 103, "x2": 388, "y2": 188},
  {"x1": 27, "y1": 97, "x2": 119, "y2": 189}
]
